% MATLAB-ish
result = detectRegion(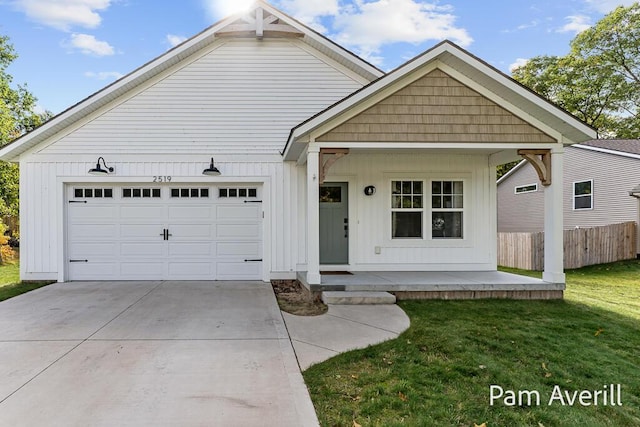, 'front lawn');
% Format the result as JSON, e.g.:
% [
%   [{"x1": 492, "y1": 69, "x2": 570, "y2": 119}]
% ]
[
  {"x1": 0, "y1": 262, "x2": 53, "y2": 301},
  {"x1": 304, "y1": 260, "x2": 640, "y2": 426}
]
